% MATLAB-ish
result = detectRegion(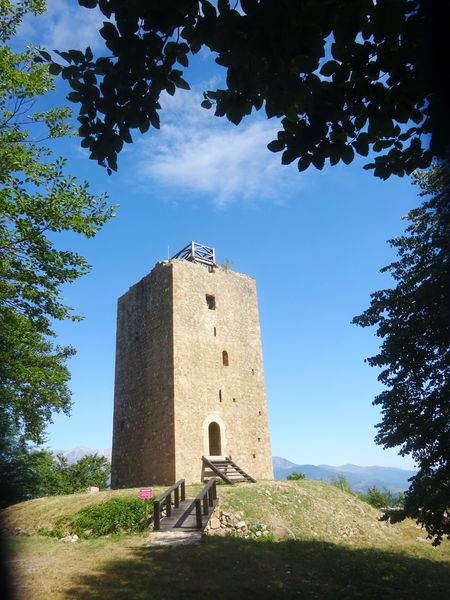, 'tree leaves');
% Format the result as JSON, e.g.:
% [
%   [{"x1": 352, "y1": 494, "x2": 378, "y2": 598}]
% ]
[
  {"x1": 46, "y1": 0, "x2": 440, "y2": 177},
  {"x1": 297, "y1": 155, "x2": 311, "y2": 172},
  {"x1": 267, "y1": 139, "x2": 284, "y2": 153},
  {"x1": 353, "y1": 162, "x2": 450, "y2": 545},
  {"x1": 1, "y1": 3, "x2": 115, "y2": 445},
  {"x1": 320, "y1": 60, "x2": 340, "y2": 77}
]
